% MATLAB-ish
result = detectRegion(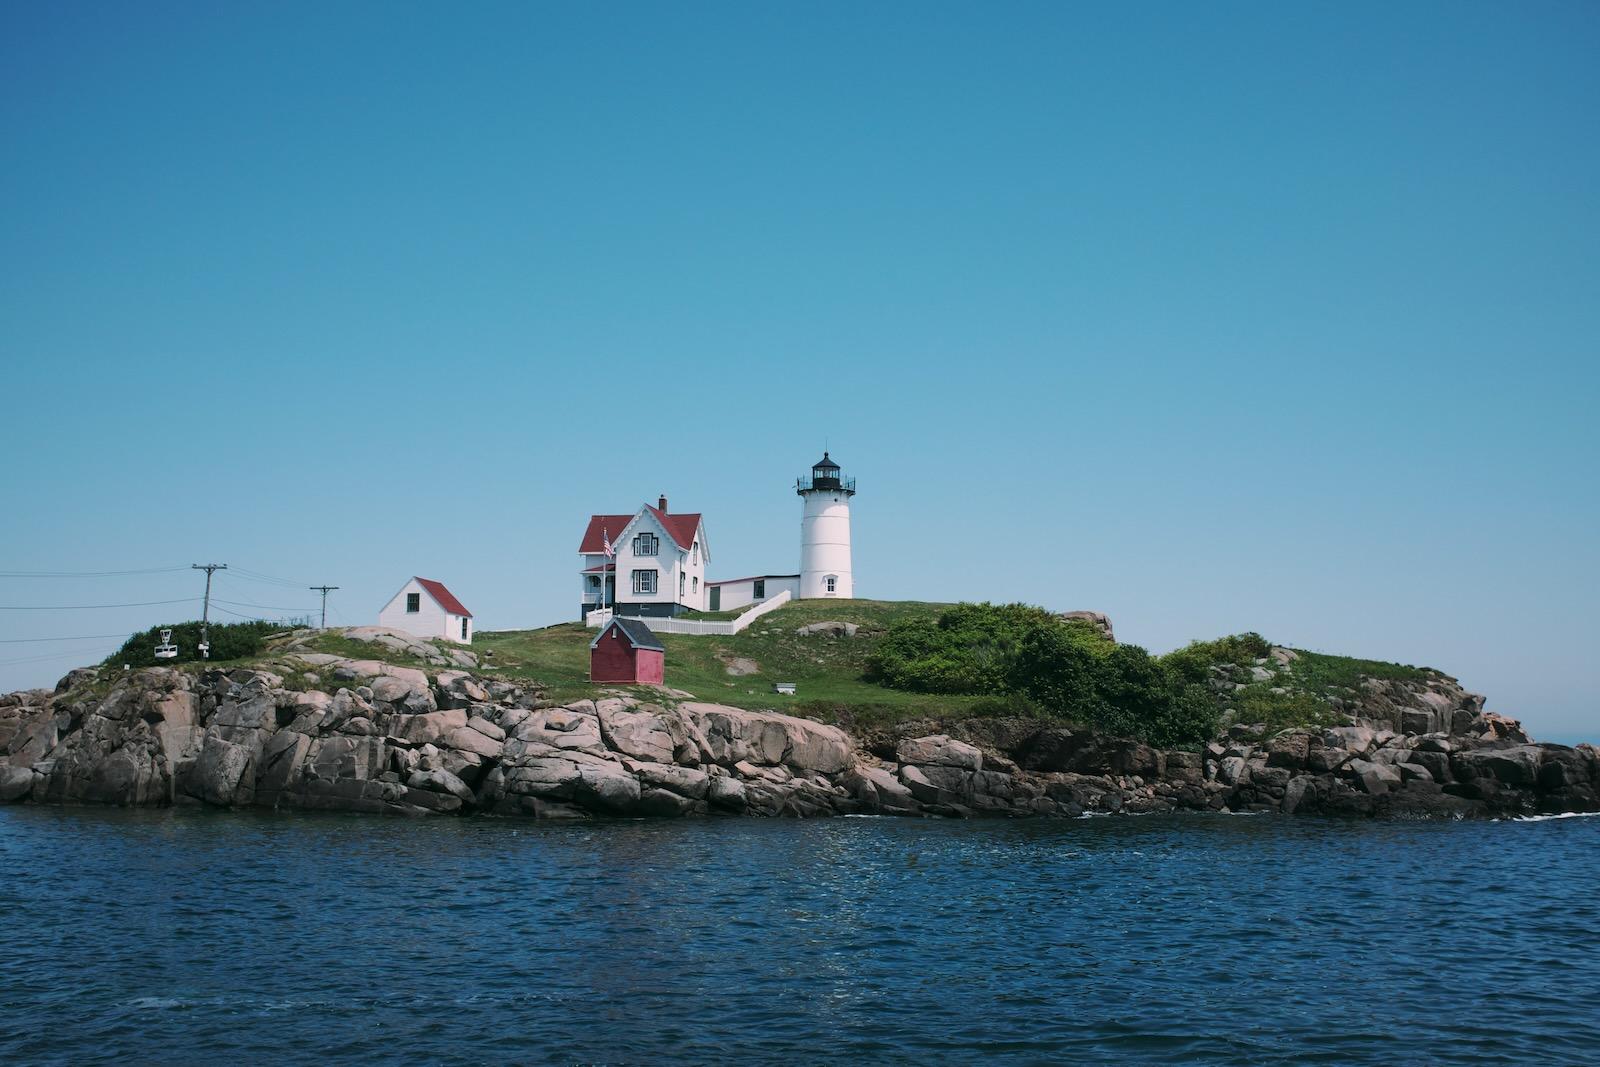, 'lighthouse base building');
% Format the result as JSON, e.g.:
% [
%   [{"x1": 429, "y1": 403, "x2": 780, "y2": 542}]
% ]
[{"x1": 578, "y1": 453, "x2": 856, "y2": 620}]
